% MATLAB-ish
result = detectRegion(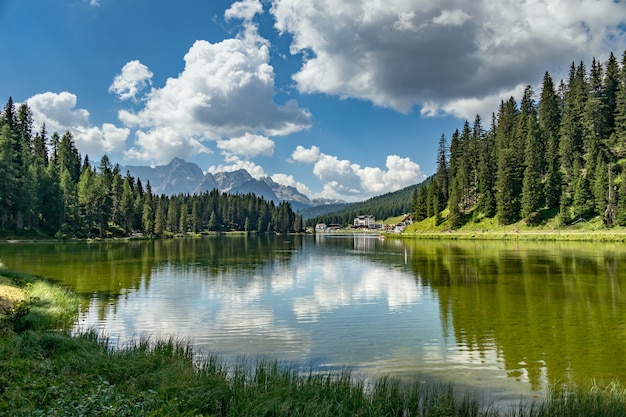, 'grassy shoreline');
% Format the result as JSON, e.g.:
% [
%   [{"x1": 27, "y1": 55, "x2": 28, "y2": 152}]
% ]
[
  {"x1": 398, "y1": 229, "x2": 626, "y2": 242},
  {"x1": 3, "y1": 270, "x2": 626, "y2": 416},
  {"x1": 398, "y1": 211, "x2": 626, "y2": 242}
]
